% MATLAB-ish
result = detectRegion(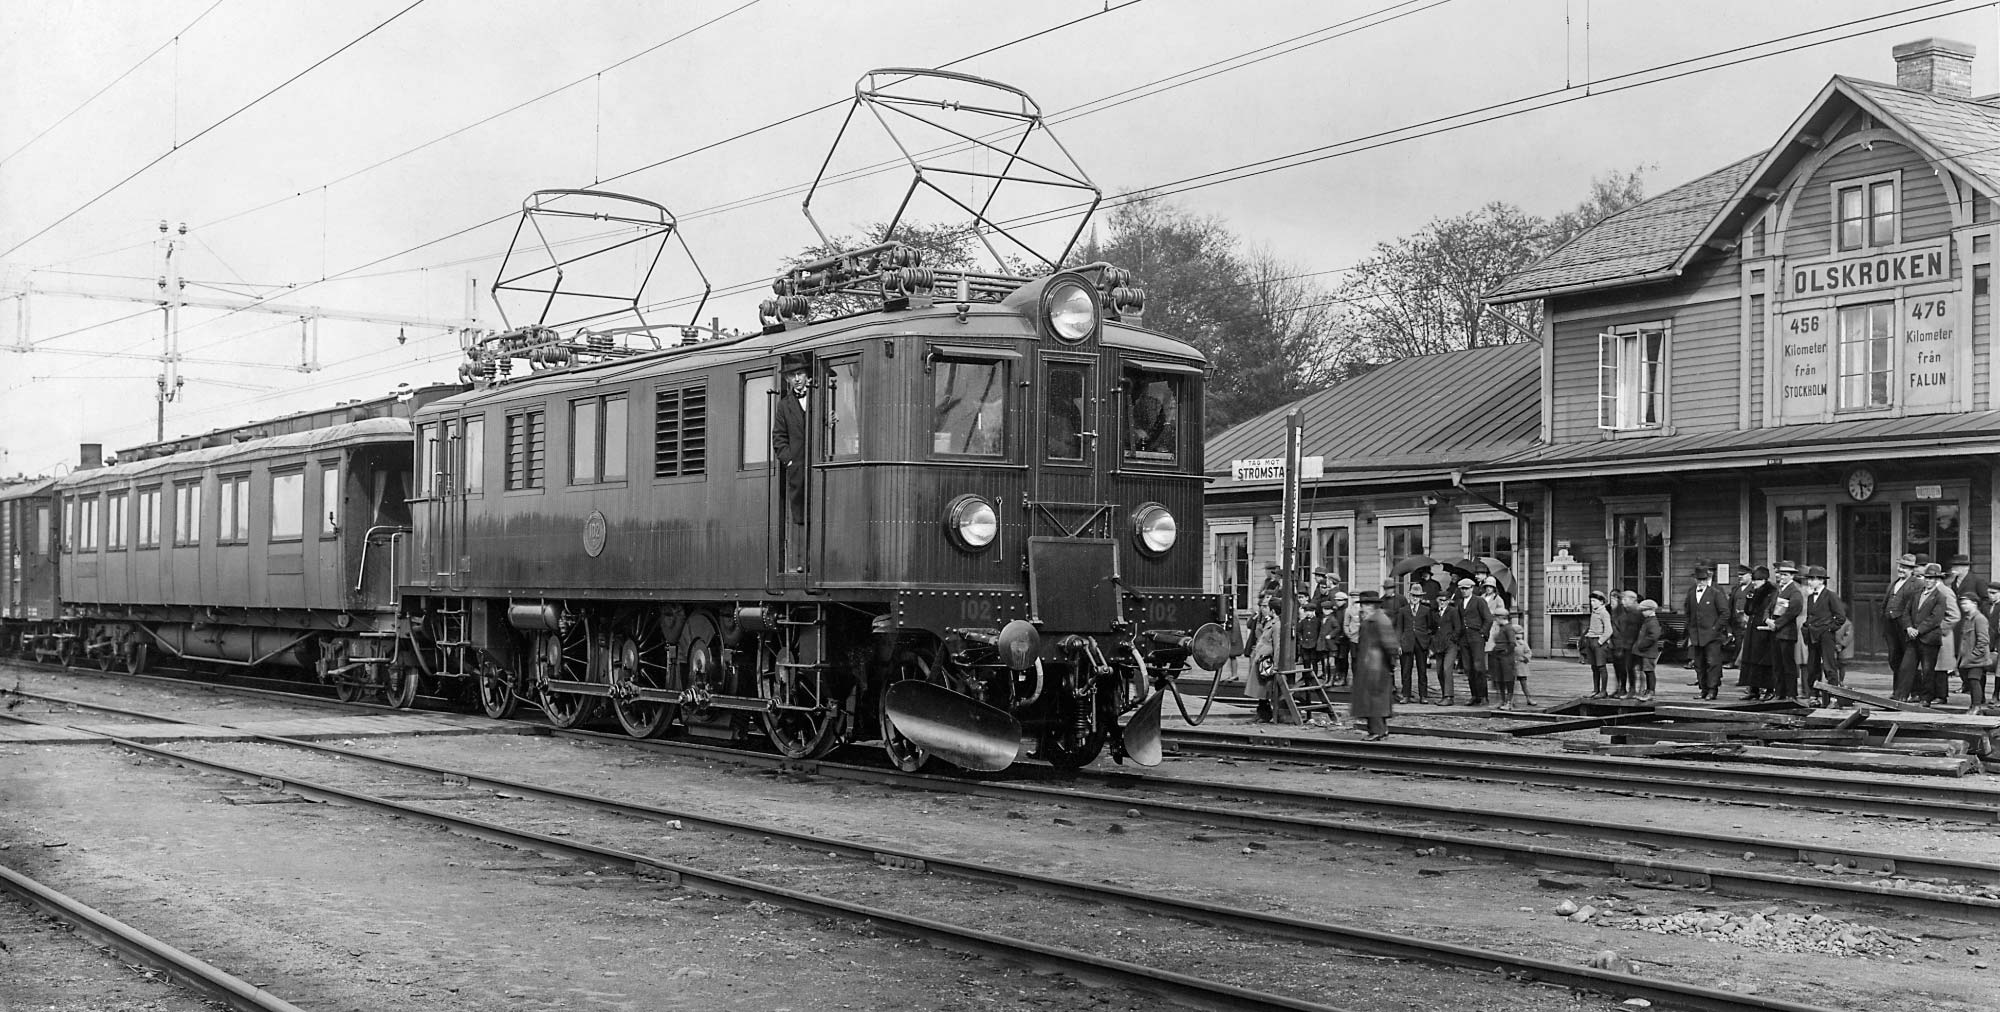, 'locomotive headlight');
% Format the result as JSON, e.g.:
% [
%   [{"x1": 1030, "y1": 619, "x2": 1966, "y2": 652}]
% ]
[
  {"x1": 945, "y1": 493, "x2": 999, "y2": 550},
  {"x1": 1045, "y1": 280, "x2": 1097, "y2": 342},
  {"x1": 1131, "y1": 502, "x2": 1177, "y2": 555}
]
